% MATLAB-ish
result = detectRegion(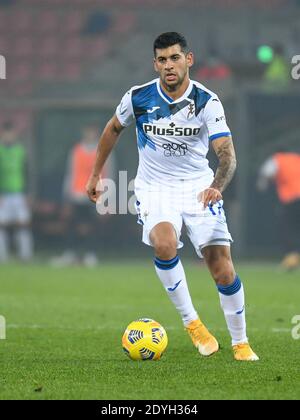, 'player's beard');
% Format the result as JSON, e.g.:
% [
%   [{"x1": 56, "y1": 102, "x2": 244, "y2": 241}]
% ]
[{"x1": 162, "y1": 70, "x2": 187, "y2": 92}]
